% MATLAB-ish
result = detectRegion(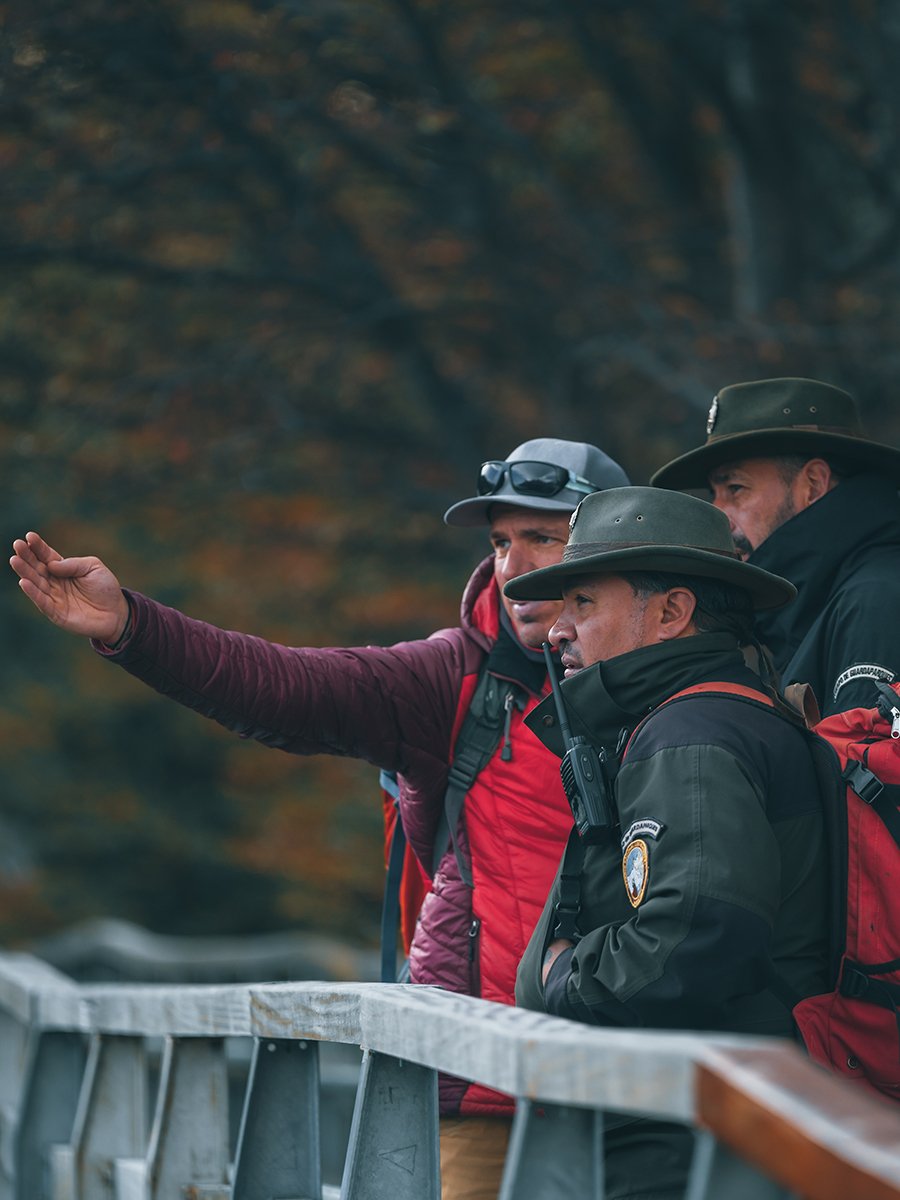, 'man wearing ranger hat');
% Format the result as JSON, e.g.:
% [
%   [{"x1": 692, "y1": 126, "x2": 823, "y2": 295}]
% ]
[
  {"x1": 651, "y1": 377, "x2": 900, "y2": 715},
  {"x1": 10, "y1": 437, "x2": 630, "y2": 1200},
  {"x1": 509, "y1": 487, "x2": 832, "y2": 1200}
]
